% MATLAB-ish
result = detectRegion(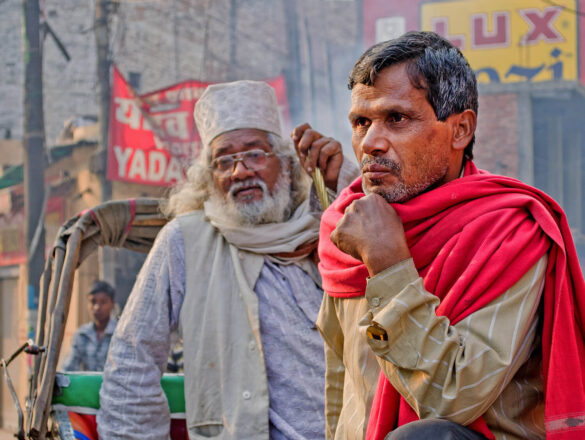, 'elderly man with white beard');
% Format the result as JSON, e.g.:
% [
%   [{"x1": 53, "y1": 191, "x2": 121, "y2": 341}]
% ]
[{"x1": 98, "y1": 80, "x2": 358, "y2": 440}]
